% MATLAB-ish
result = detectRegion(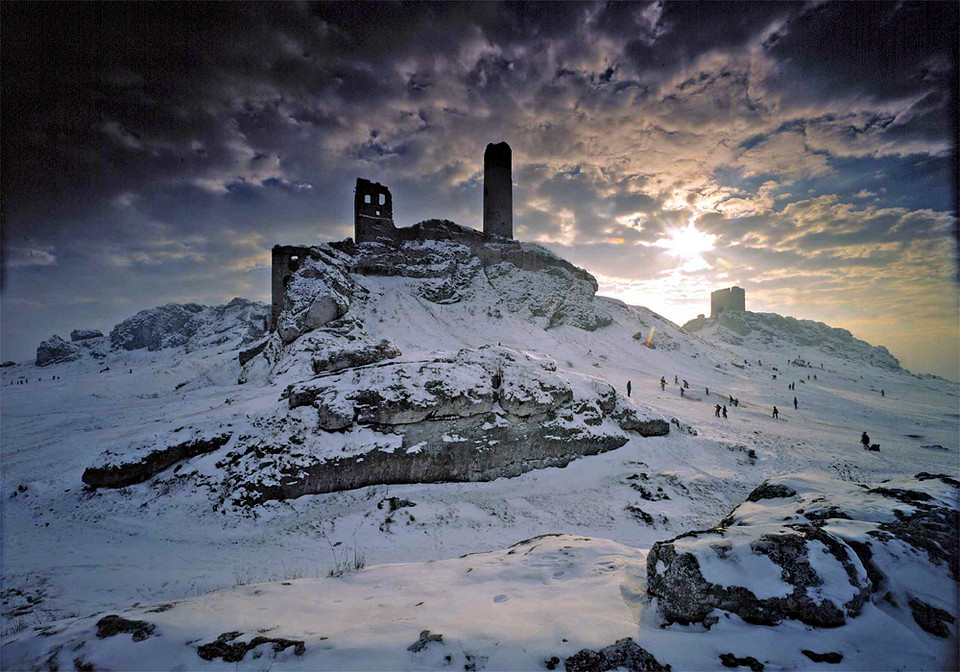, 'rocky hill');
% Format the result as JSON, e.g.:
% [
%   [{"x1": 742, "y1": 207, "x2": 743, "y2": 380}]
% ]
[
  {"x1": 683, "y1": 311, "x2": 901, "y2": 371},
  {"x1": 34, "y1": 298, "x2": 267, "y2": 366}
]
